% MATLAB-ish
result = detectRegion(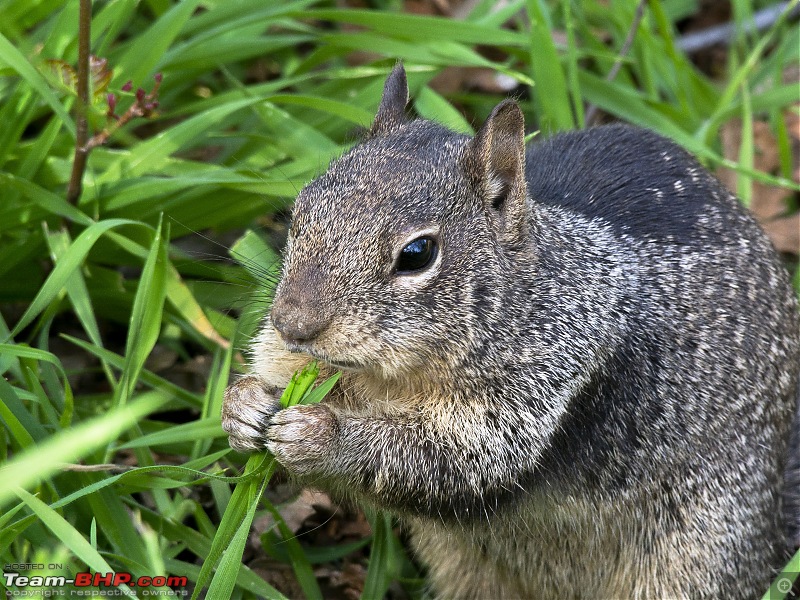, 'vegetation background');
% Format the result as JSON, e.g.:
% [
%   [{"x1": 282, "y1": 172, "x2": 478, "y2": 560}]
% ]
[{"x1": 0, "y1": 0, "x2": 798, "y2": 598}]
